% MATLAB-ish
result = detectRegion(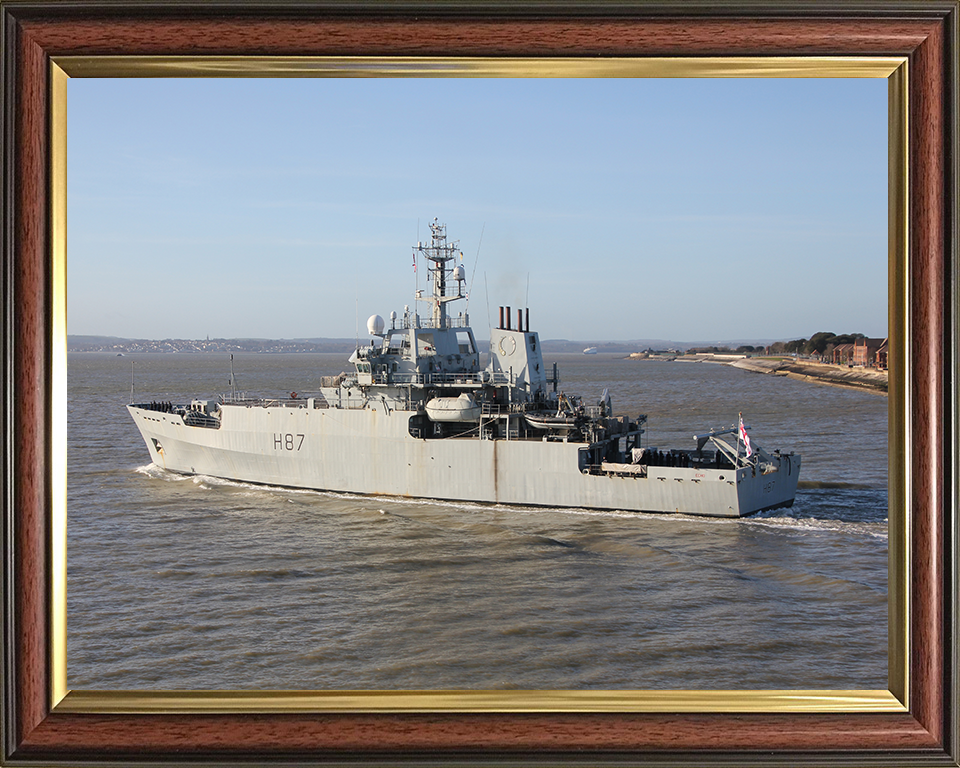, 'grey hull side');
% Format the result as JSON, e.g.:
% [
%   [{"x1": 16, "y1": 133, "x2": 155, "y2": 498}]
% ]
[{"x1": 128, "y1": 404, "x2": 801, "y2": 518}]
